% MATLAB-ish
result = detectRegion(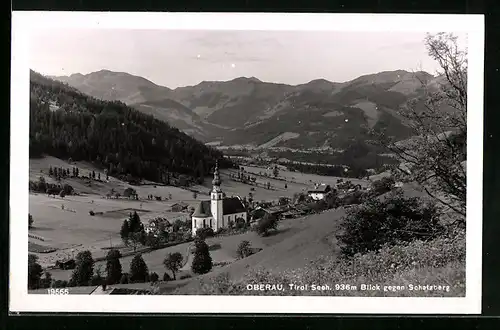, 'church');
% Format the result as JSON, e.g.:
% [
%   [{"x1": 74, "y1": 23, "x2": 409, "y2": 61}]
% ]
[{"x1": 191, "y1": 162, "x2": 247, "y2": 236}]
